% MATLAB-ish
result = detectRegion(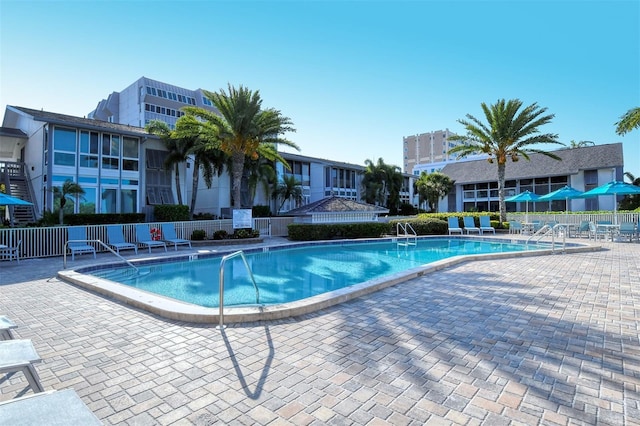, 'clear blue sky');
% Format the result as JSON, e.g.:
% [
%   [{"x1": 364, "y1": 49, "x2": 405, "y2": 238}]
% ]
[{"x1": 1, "y1": 0, "x2": 638, "y2": 177}]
